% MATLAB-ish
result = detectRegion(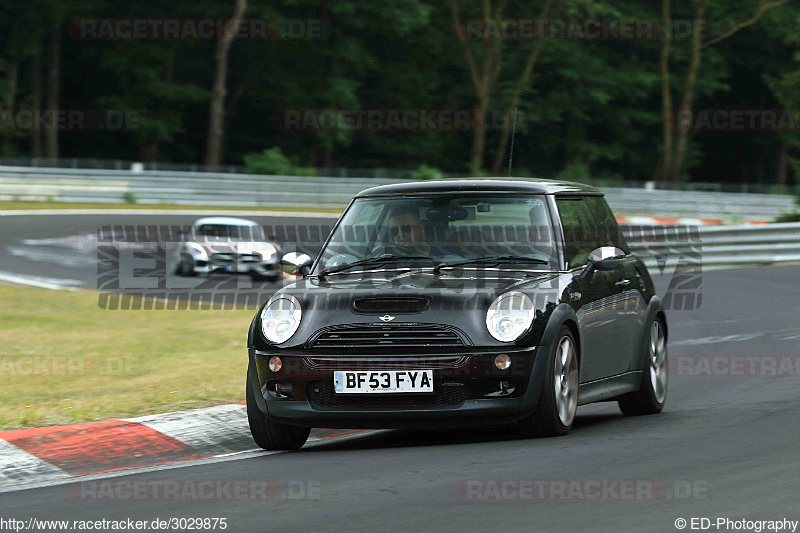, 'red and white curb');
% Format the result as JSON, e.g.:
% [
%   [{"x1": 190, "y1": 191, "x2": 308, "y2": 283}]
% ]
[
  {"x1": 615, "y1": 216, "x2": 767, "y2": 226},
  {"x1": 0, "y1": 403, "x2": 370, "y2": 493}
]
